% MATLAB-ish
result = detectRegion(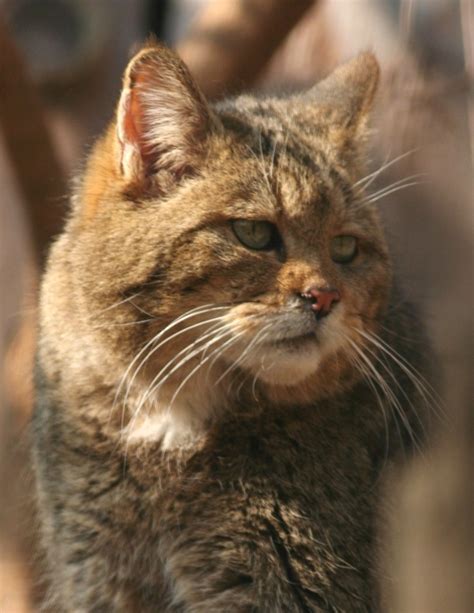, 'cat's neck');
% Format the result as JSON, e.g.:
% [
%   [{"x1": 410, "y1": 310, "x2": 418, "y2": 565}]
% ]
[
  {"x1": 121, "y1": 354, "x2": 359, "y2": 452},
  {"x1": 123, "y1": 379, "x2": 231, "y2": 451}
]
